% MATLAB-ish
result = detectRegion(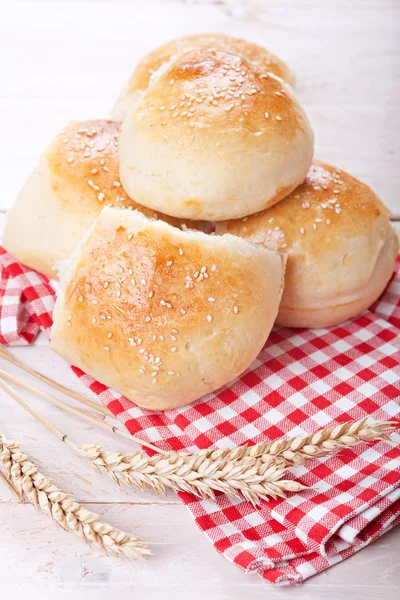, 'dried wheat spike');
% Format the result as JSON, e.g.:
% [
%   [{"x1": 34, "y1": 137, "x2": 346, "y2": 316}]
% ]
[
  {"x1": 194, "y1": 418, "x2": 397, "y2": 467},
  {"x1": 76, "y1": 443, "x2": 308, "y2": 506},
  {"x1": 0, "y1": 435, "x2": 150, "y2": 559}
]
